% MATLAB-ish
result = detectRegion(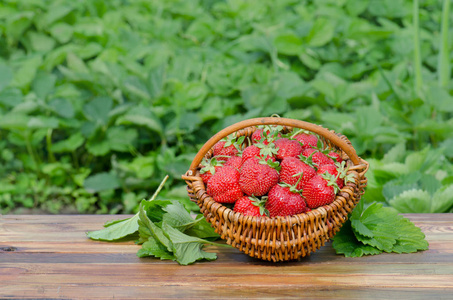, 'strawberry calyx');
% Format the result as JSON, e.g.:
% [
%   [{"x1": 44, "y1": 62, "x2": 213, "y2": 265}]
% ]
[
  {"x1": 249, "y1": 195, "x2": 269, "y2": 217},
  {"x1": 222, "y1": 135, "x2": 246, "y2": 151},
  {"x1": 320, "y1": 172, "x2": 340, "y2": 194},
  {"x1": 335, "y1": 161, "x2": 355, "y2": 184},
  {"x1": 278, "y1": 182, "x2": 303, "y2": 194},
  {"x1": 298, "y1": 150, "x2": 317, "y2": 168},
  {"x1": 255, "y1": 141, "x2": 278, "y2": 159},
  {"x1": 200, "y1": 157, "x2": 224, "y2": 175},
  {"x1": 257, "y1": 125, "x2": 283, "y2": 144},
  {"x1": 258, "y1": 156, "x2": 281, "y2": 171},
  {"x1": 287, "y1": 128, "x2": 312, "y2": 139}
]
